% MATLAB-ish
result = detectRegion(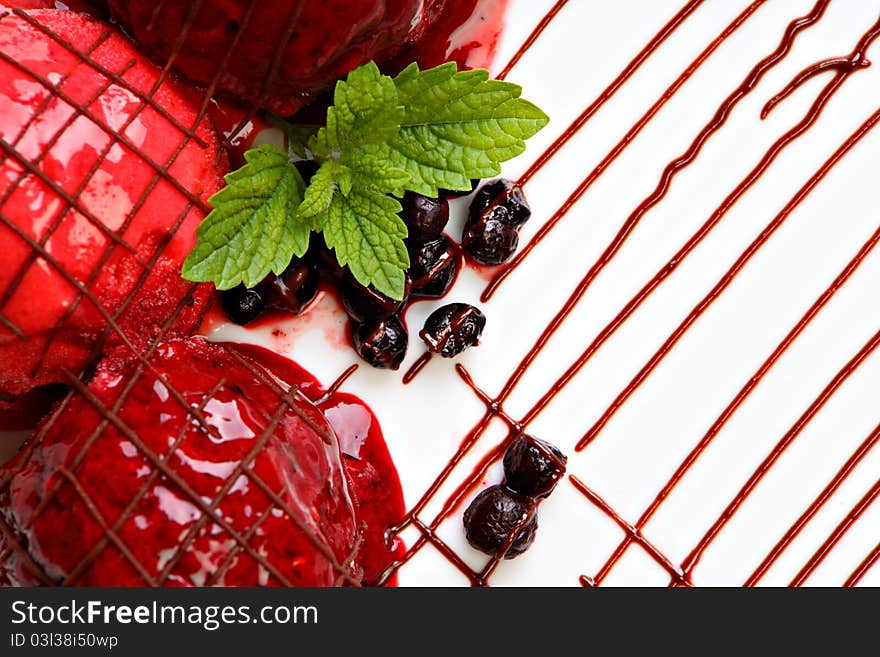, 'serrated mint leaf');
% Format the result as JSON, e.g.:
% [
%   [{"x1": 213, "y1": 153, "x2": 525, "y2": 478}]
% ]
[
  {"x1": 346, "y1": 144, "x2": 411, "y2": 196},
  {"x1": 297, "y1": 160, "x2": 337, "y2": 219},
  {"x1": 182, "y1": 144, "x2": 307, "y2": 290},
  {"x1": 310, "y1": 61, "x2": 403, "y2": 159},
  {"x1": 386, "y1": 62, "x2": 549, "y2": 196},
  {"x1": 317, "y1": 187, "x2": 409, "y2": 299}
]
